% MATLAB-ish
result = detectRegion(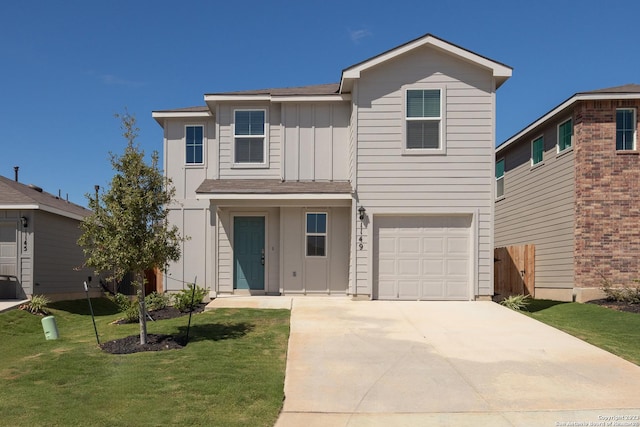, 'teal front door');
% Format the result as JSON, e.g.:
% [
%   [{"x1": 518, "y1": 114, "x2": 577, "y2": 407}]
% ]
[{"x1": 233, "y1": 216, "x2": 265, "y2": 290}]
